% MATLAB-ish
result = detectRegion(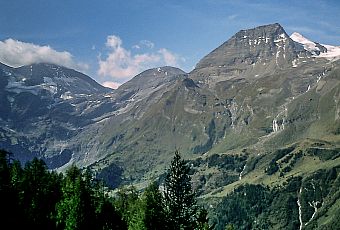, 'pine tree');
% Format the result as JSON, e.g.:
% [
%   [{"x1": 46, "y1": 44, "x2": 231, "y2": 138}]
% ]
[
  {"x1": 163, "y1": 150, "x2": 198, "y2": 229},
  {"x1": 143, "y1": 181, "x2": 167, "y2": 230},
  {"x1": 0, "y1": 150, "x2": 14, "y2": 227},
  {"x1": 56, "y1": 165, "x2": 96, "y2": 230},
  {"x1": 21, "y1": 158, "x2": 62, "y2": 228},
  {"x1": 94, "y1": 183, "x2": 127, "y2": 230},
  {"x1": 196, "y1": 208, "x2": 215, "y2": 230}
]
